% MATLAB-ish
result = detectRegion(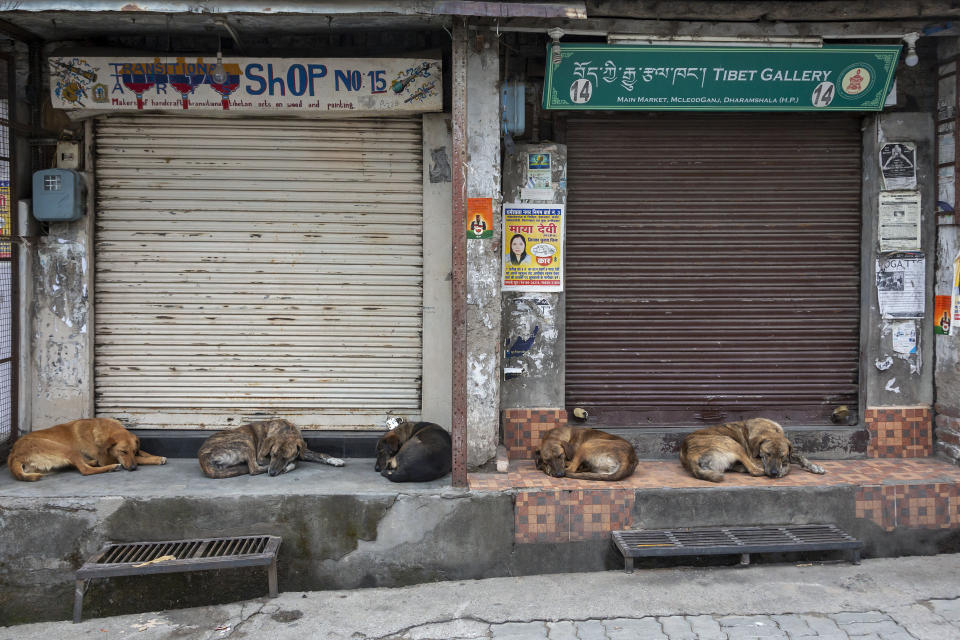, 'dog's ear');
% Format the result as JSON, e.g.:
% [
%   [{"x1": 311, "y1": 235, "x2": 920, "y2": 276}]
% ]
[
  {"x1": 561, "y1": 441, "x2": 575, "y2": 460},
  {"x1": 103, "y1": 434, "x2": 119, "y2": 452}
]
